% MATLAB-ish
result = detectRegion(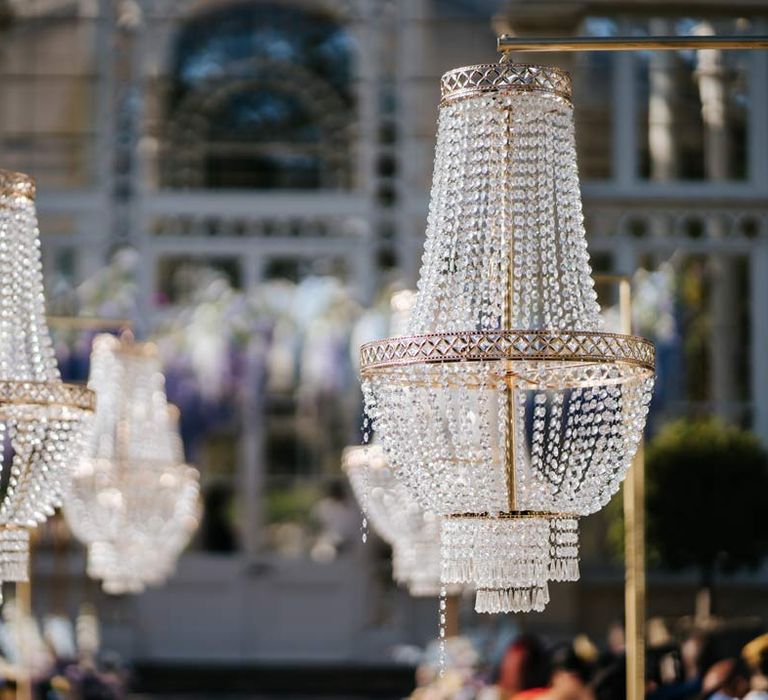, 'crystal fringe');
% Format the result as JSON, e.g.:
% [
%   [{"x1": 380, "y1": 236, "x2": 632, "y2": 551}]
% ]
[
  {"x1": 441, "y1": 515, "x2": 579, "y2": 611},
  {"x1": 0, "y1": 529, "x2": 29, "y2": 582},
  {"x1": 475, "y1": 585, "x2": 550, "y2": 614}
]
